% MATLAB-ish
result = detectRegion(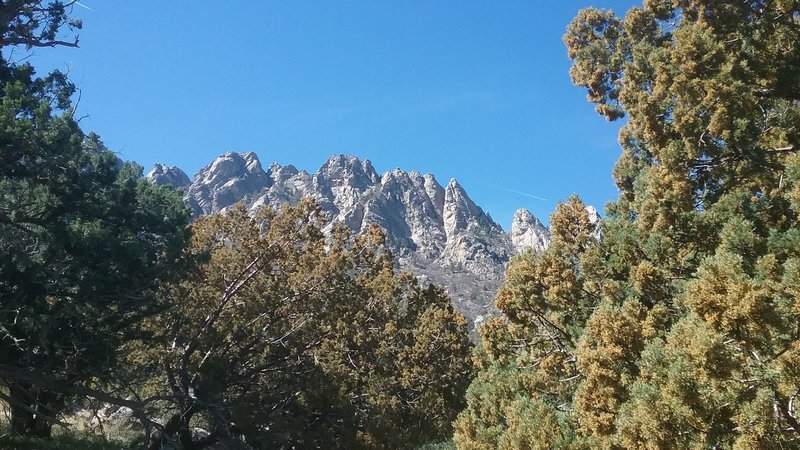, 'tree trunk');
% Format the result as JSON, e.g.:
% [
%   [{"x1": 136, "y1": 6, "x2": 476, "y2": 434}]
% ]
[
  {"x1": 32, "y1": 389, "x2": 54, "y2": 438},
  {"x1": 148, "y1": 408, "x2": 197, "y2": 450},
  {"x1": 178, "y1": 414, "x2": 194, "y2": 450},
  {"x1": 8, "y1": 381, "x2": 52, "y2": 437},
  {"x1": 9, "y1": 381, "x2": 36, "y2": 435}
]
